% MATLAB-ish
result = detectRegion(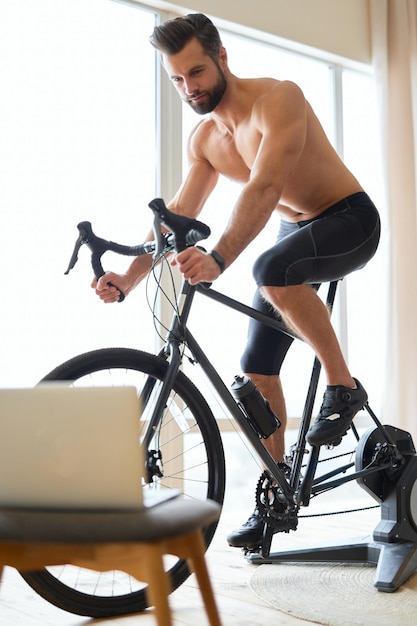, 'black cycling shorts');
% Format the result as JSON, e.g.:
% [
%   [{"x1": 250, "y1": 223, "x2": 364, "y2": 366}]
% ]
[{"x1": 240, "y1": 192, "x2": 380, "y2": 376}]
